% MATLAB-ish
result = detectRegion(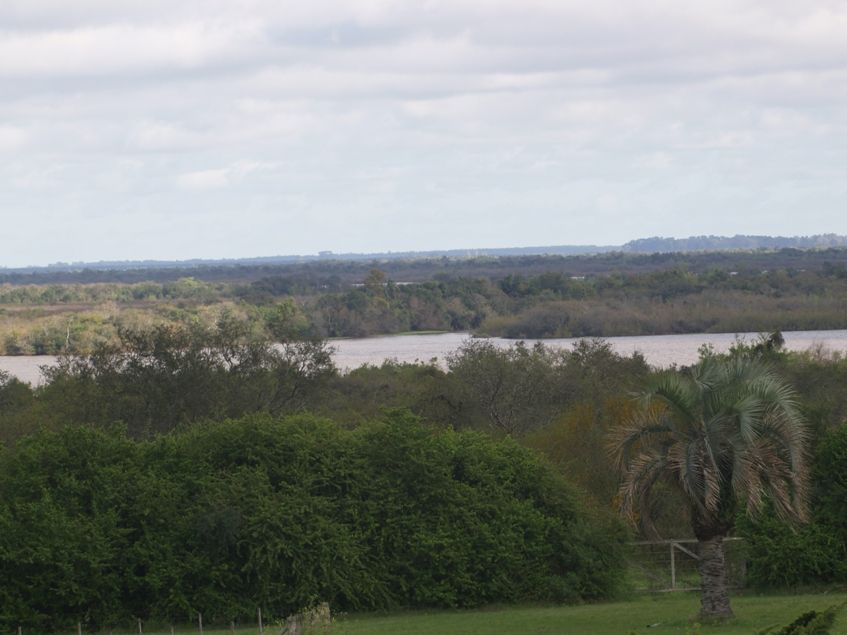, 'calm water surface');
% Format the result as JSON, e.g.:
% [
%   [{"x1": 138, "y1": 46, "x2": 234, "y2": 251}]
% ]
[
  {"x1": 330, "y1": 329, "x2": 847, "y2": 371},
  {"x1": 3, "y1": 329, "x2": 846, "y2": 385}
]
